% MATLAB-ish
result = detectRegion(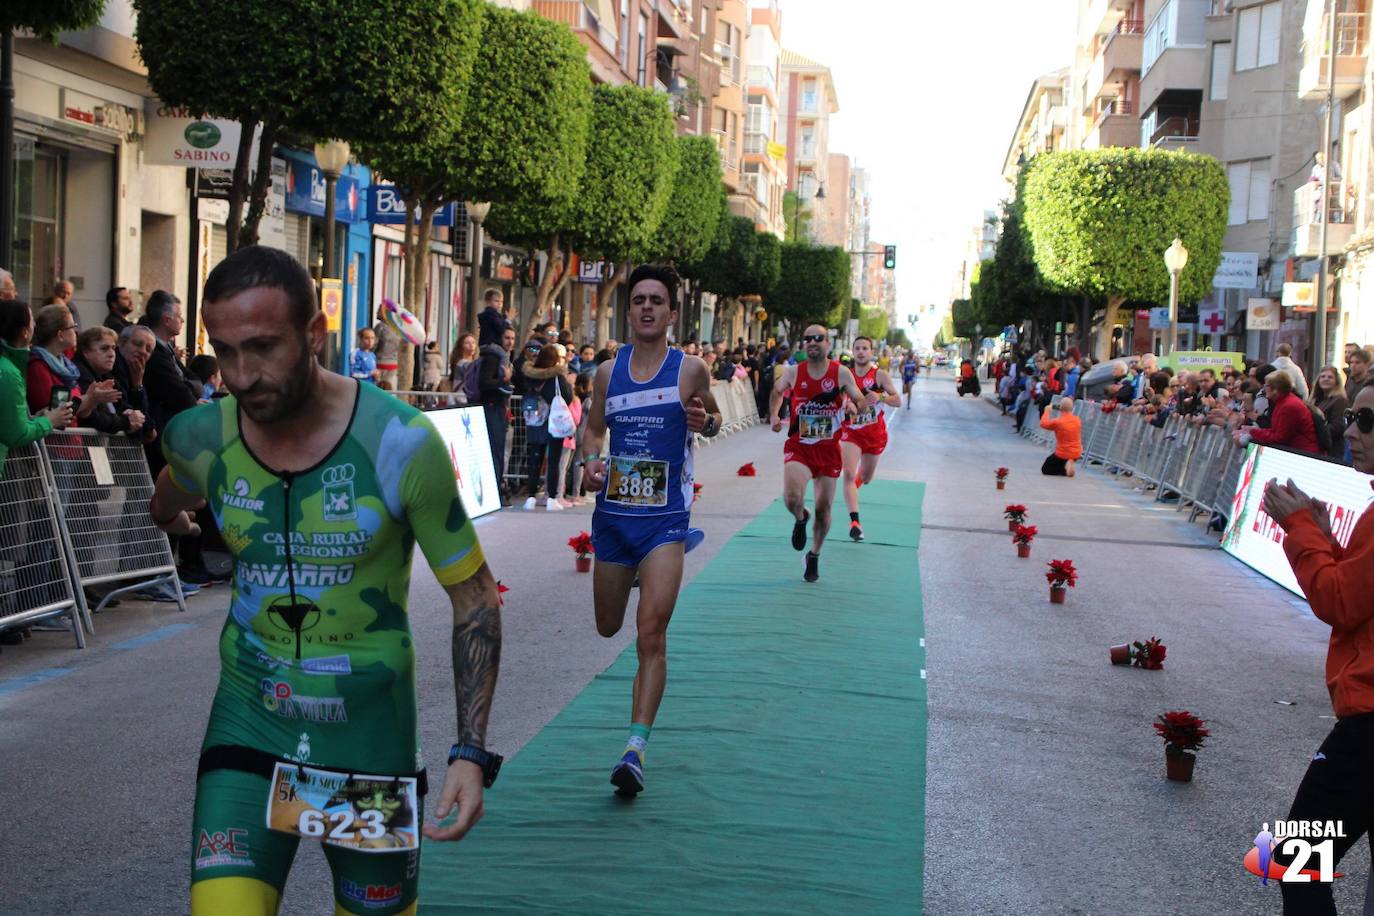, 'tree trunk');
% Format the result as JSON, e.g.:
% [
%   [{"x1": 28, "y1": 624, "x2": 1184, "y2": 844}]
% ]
[
  {"x1": 238, "y1": 121, "x2": 278, "y2": 250},
  {"x1": 396, "y1": 204, "x2": 425, "y2": 399},
  {"x1": 595, "y1": 263, "x2": 629, "y2": 346},
  {"x1": 1096, "y1": 294, "x2": 1126, "y2": 362},
  {"x1": 1079, "y1": 296, "x2": 1092, "y2": 357},
  {"x1": 224, "y1": 121, "x2": 257, "y2": 254}
]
